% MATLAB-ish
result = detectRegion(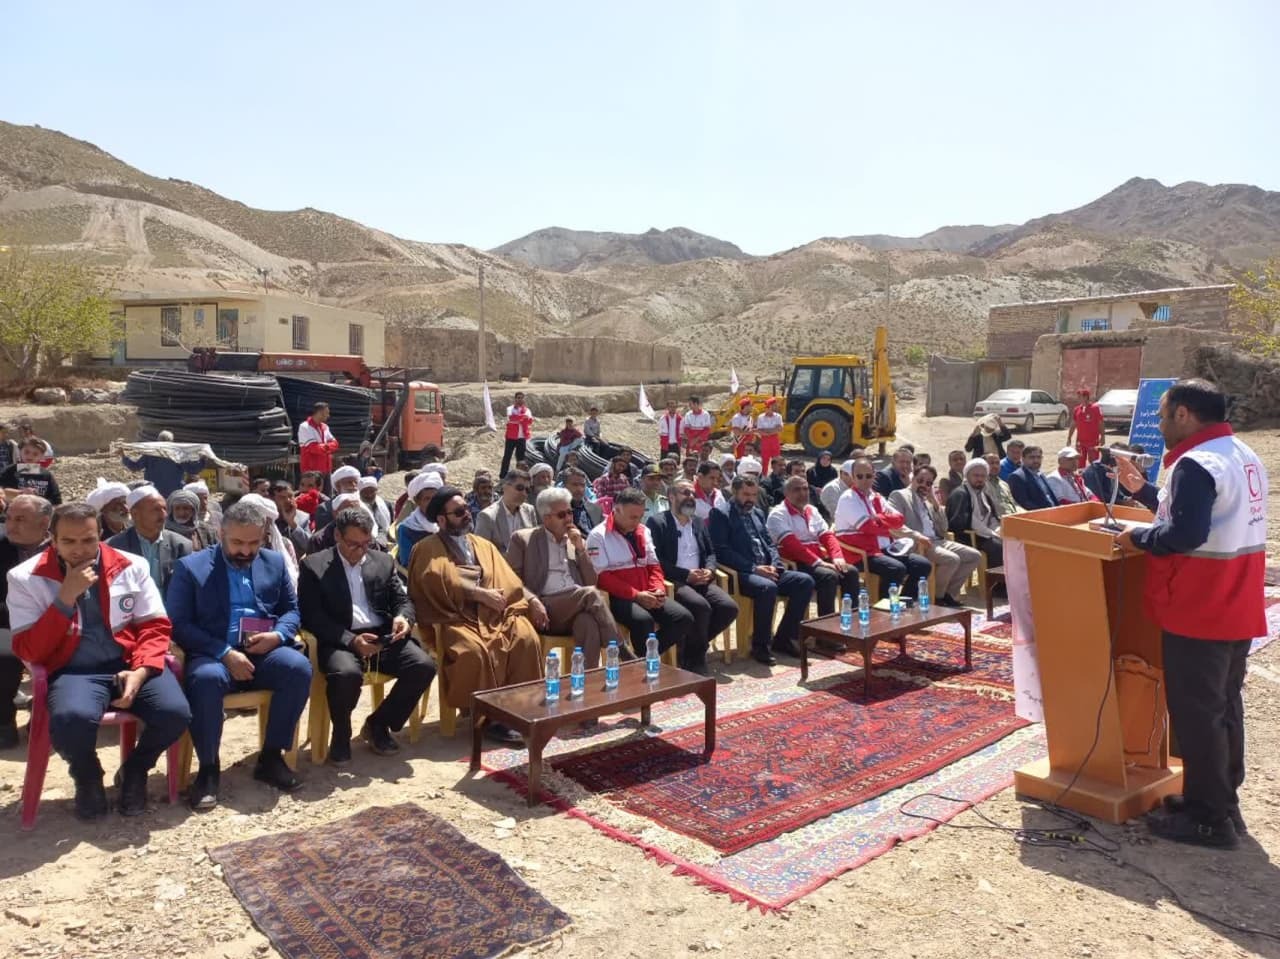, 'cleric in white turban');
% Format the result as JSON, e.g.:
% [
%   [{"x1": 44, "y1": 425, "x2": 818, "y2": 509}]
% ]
[
  {"x1": 395, "y1": 470, "x2": 445, "y2": 564},
  {"x1": 86, "y1": 478, "x2": 131, "y2": 536}
]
